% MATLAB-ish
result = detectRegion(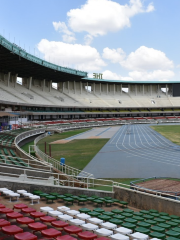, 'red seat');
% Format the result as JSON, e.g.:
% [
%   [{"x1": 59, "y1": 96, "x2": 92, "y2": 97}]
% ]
[
  {"x1": 2, "y1": 225, "x2": 23, "y2": 235},
  {"x1": 51, "y1": 220, "x2": 69, "y2": 229},
  {"x1": 40, "y1": 216, "x2": 56, "y2": 223},
  {"x1": 78, "y1": 231, "x2": 97, "y2": 240},
  {"x1": 0, "y1": 219, "x2": 11, "y2": 228},
  {"x1": 64, "y1": 225, "x2": 82, "y2": 235},
  {"x1": 0, "y1": 208, "x2": 13, "y2": 214},
  {"x1": 14, "y1": 232, "x2": 37, "y2": 240},
  {"x1": 13, "y1": 203, "x2": 28, "y2": 210},
  {"x1": 30, "y1": 211, "x2": 46, "y2": 219},
  {"x1": 57, "y1": 236, "x2": 77, "y2": 240},
  {"x1": 41, "y1": 228, "x2": 61, "y2": 238},
  {"x1": 28, "y1": 222, "x2": 47, "y2": 233},
  {"x1": 6, "y1": 212, "x2": 23, "y2": 220},
  {"x1": 0, "y1": 204, "x2": 5, "y2": 208},
  {"x1": 22, "y1": 207, "x2": 36, "y2": 214},
  {"x1": 17, "y1": 217, "x2": 35, "y2": 225}
]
